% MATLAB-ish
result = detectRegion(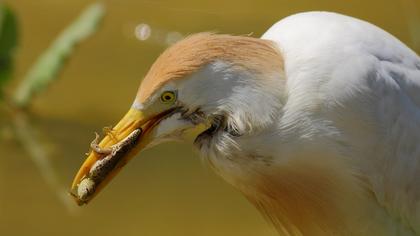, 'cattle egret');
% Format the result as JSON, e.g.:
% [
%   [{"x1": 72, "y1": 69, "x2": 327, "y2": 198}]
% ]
[{"x1": 71, "y1": 12, "x2": 420, "y2": 235}]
